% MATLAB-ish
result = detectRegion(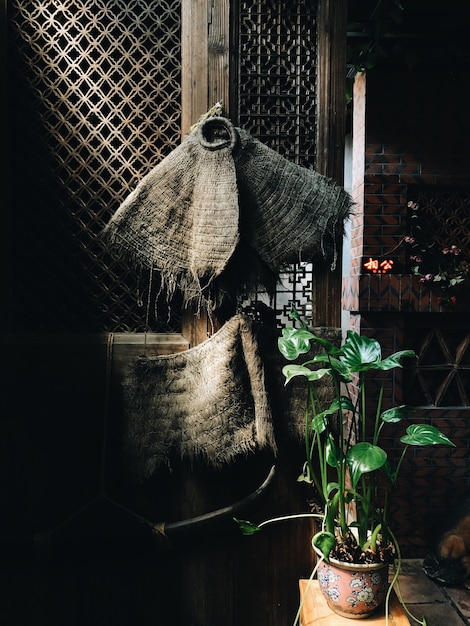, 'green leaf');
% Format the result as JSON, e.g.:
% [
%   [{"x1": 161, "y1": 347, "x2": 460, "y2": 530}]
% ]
[
  {"x1": 341, "y1": 332, "x2": 382, "y2": 372},
  {"x1": 309, "y1": 335, "x2": 343, "y2": 355},
  {"x1": 233, "y1": 518, "x2": 261, "y2": 535},
  {"x1": 312, "y1": 396, "x2": 353, "y2": 425},
  {"x1": 325, "y1": 433, "x2": 342, "y2": 467},
  {"x1": 304, "y1": 368, "x2": 332, "y2": 383},
  {"x1": 374, "y1": 349, "x2": 417, "y2": 371},
  {"x1": 278, "y1": 328, "x2": 315, "y2": 360},
  {"x1": 329, "y1": 357, "x2": 353, "y2": 383},
  {"x1": 282, "y1": 364, "x2": 331, "y2": 385},
  {"x1": 380, "y1": 405, "x2": 415, "y2": 423},
  {"x1": 311, "y1": 413, "x2": 328, "y2": 435},
  {"x1": 346, "y1": 442, "x2": 388, "y2": 488},
  {"x1": 335, "y1": 395, "x2": 356, "y2": 413},
  {"x1": 400, "y1": 424, "x2": 455, "y2": 447},
  {"x1": 312, "y1": 531, "x2": 336, "y2": 562},
  {"x1": 381, "y1": 458, "x2": 395, "y2": 482},
  {"x1": 297, "y1": 462, "x2": 313, "y2": 484},
  {"x1": 340, "y1": 332, "x2": 416, "y2": 373},
  {"x1": 288, "y1": 306, "x2": 307, "y2": 329},
  {"x1": 326, "y1": 482, "x2": 339, "y2": 495}
]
